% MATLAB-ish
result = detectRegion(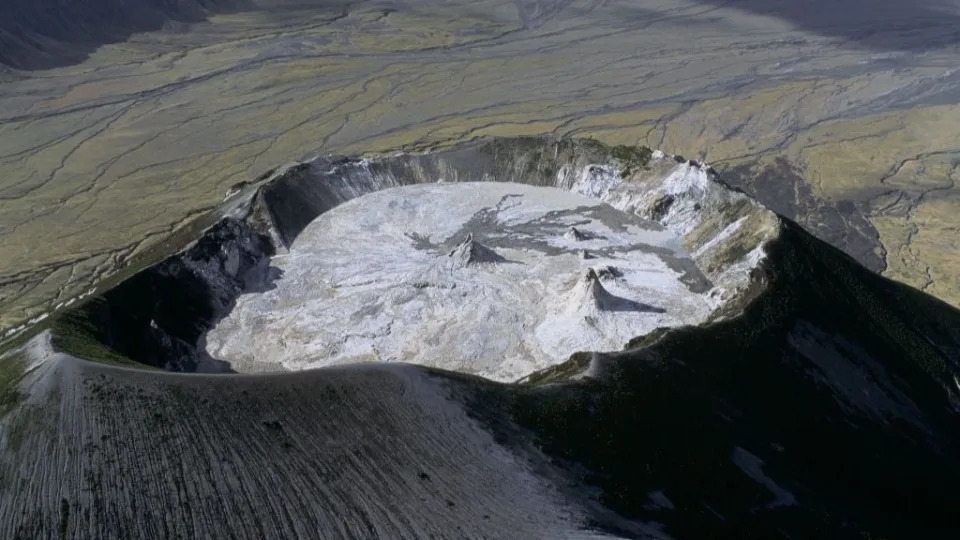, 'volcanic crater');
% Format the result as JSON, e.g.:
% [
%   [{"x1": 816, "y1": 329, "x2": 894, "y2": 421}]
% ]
[{"x1": 55, "y1": 137, "x2": 776, "y2": 379}]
